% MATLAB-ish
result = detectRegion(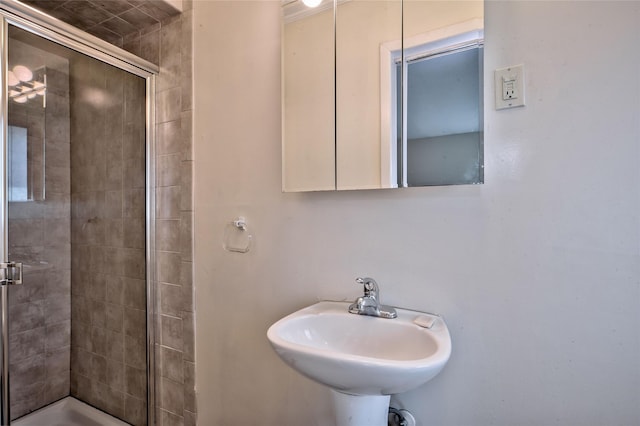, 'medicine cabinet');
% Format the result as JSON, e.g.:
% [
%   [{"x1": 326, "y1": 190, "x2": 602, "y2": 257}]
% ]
[{"x1": 282, "y1": 0, "x2": 484, "y2": 192}]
